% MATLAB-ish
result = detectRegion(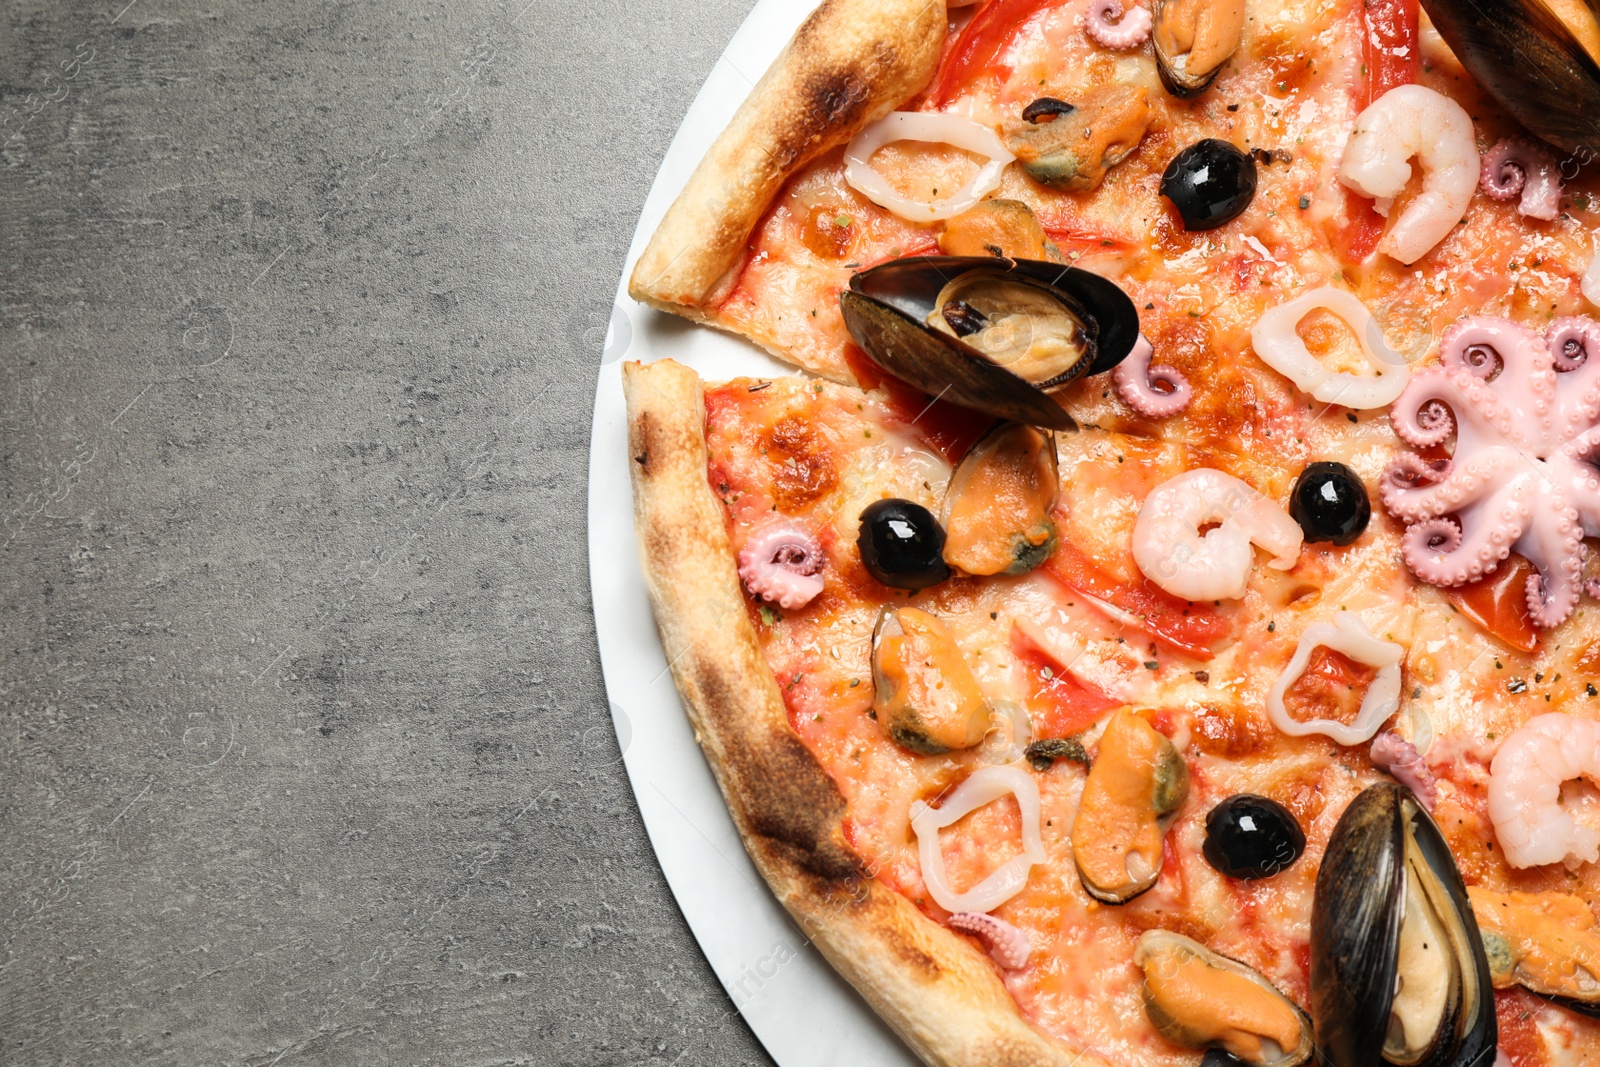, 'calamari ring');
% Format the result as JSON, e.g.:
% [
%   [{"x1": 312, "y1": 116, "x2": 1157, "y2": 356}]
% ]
[
  {"x1": 1265, "y1": 614, "x2": 1404, "y2": 746},
  {"x1": 1250, "y1": 287, "x2": 1408, "y2": 408},
  {"x1": 845, "y1": 112, "x2": 1015, "y2": 222},
  {"x1": 910, "y1": 766, "x2": 1047, "y2": 913}
]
